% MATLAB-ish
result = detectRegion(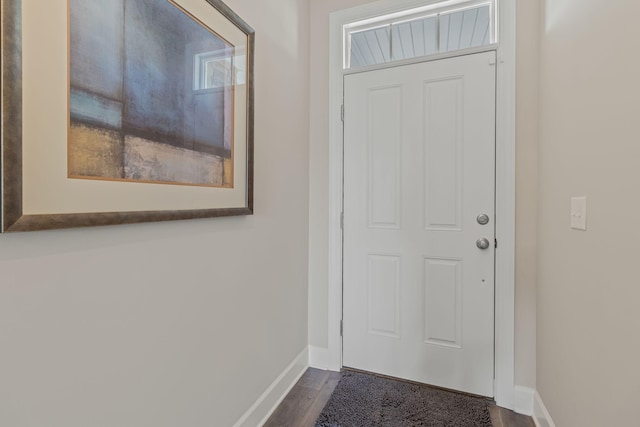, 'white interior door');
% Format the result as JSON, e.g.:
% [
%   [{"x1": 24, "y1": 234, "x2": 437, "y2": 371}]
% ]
[{"x1": 343, "y1": 51, "x2": 496, "y2": 397}]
